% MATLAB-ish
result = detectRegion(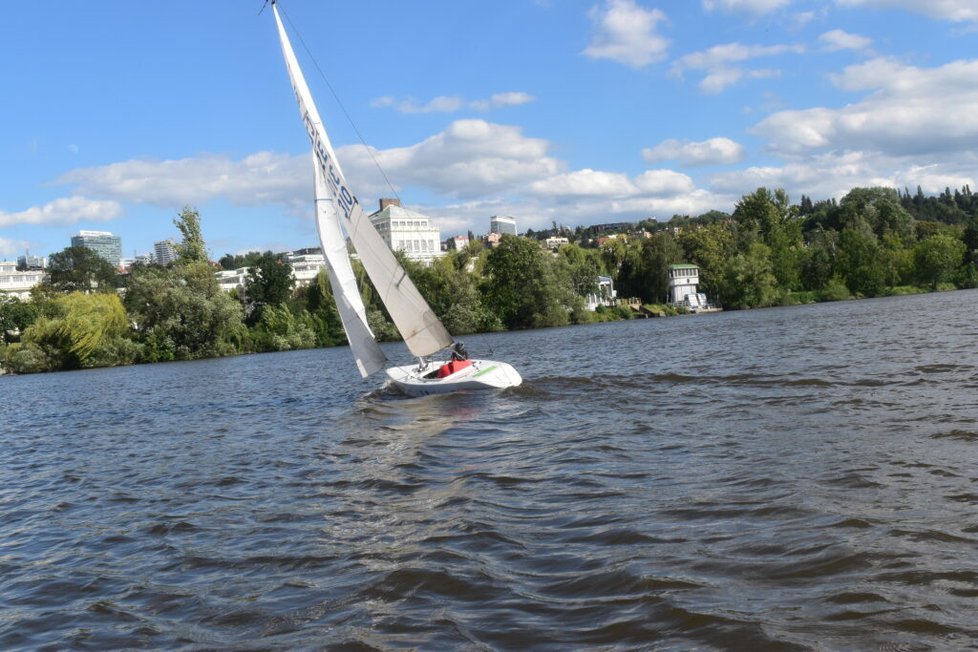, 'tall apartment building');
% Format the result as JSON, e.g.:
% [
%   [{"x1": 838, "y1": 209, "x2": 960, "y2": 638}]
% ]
[
  {"x1": 71, "y1": 230, "x2": 122, "y2": 267},
  {"x1": 154, "y1": 239, "x2": 178, "y2": 265}
]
